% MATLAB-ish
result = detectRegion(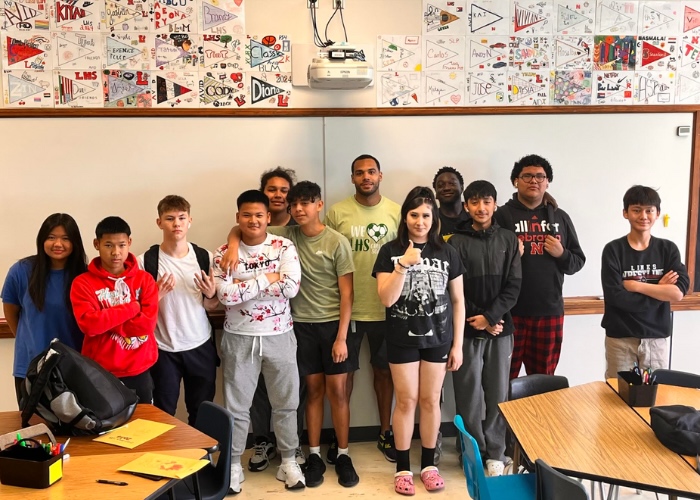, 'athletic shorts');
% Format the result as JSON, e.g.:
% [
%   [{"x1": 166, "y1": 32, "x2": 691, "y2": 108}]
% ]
[
  {"x1": 295, "y1": 321, "x2": 355, "y2": 377},
  {"x1": 387, "y1": 342, "x2": 452, "y2": 365},
  {"x1": 346, "y1": 320, "x2": 389, "y2": 371}
]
